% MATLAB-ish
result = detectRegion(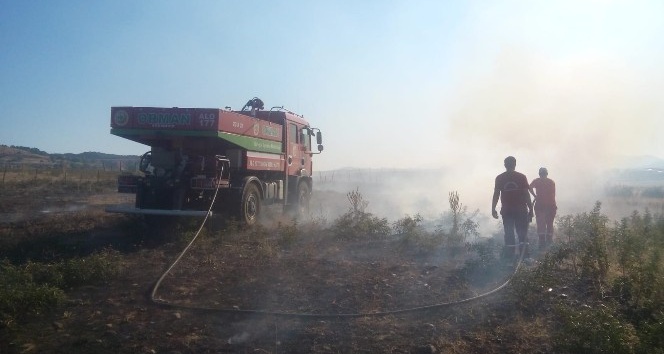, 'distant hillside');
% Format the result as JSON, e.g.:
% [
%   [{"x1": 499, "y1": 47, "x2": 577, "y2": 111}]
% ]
[
  {"x1": 0, "y1": 145, "x2": 139, "y2": 170},
  {"x1": 607, "y1": 155, "x2": 664, "y2": 185},
  {"x1": 0, "y1": 145, "x2": 49, "y2": 165},
  {"x1": 615, "y1": 155, "x2": 664, "y2": 169}
]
